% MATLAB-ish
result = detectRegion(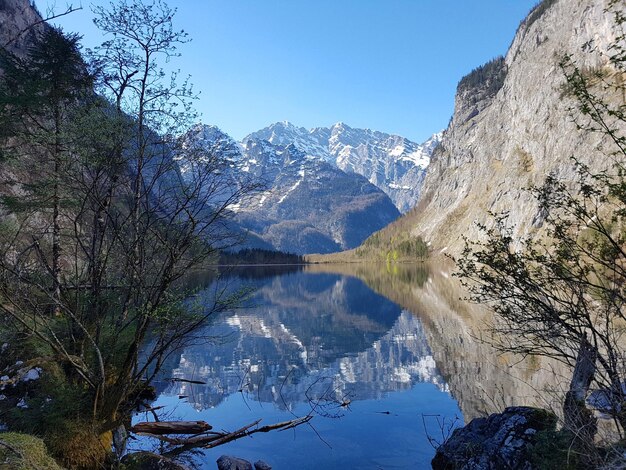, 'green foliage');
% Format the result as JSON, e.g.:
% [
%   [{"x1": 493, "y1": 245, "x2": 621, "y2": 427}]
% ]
[
  {"x1": 529, "y1": 429, "x2": 580, "y2": 470},
  {"x1": 0, "y1": 5, "x2": 254, "y2": 467},
  {"x1": 0, "y1": 27, "x2": 92, "y2": 146},
  {"x1": 359, "y1": 230, "x2": 428, "y2": 262}
]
